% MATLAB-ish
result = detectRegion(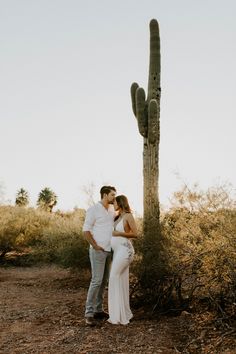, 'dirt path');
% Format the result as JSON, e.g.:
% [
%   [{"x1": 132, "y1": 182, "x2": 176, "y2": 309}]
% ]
[{"x1": 0, "y1": 266, "x2": 186, "y2": 354}]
